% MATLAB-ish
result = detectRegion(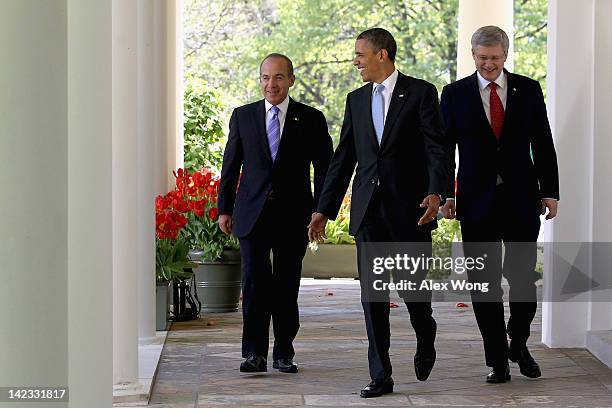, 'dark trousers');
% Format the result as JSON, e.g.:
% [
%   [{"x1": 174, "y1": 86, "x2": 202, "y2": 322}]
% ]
[
  {"x1": 355, "y1": 189, "x2": 436, "y2": 380},
  {"x1": 239, "y1": 198, "x2": 308, "y2": 360},
  {"x1": 460, "y1": 184, "x2": 541, "y2": 367}
]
